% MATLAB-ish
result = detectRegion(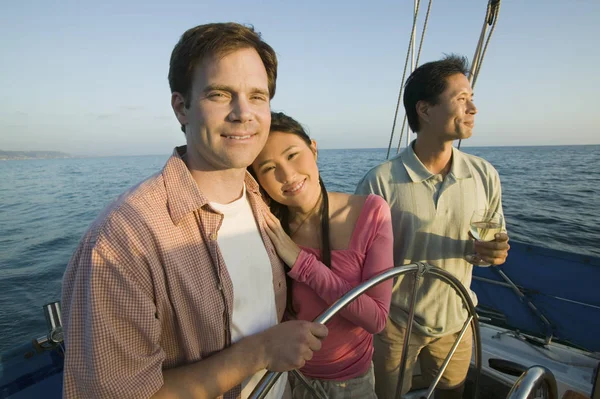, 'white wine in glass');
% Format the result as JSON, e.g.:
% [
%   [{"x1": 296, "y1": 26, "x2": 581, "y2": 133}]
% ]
[{"x1": 465, "y1": 209, "x2": 504, "y2": 266}]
